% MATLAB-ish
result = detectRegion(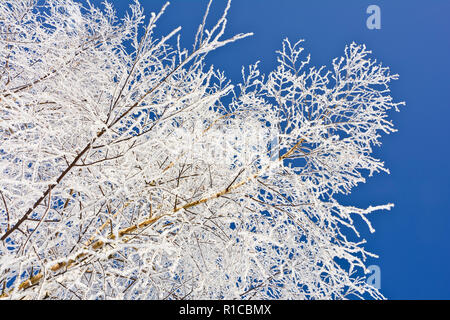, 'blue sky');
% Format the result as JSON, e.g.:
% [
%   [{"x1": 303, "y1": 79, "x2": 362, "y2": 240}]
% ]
[{"x1": 92, "y1": 0, "x2": 450, "y2": 299}]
